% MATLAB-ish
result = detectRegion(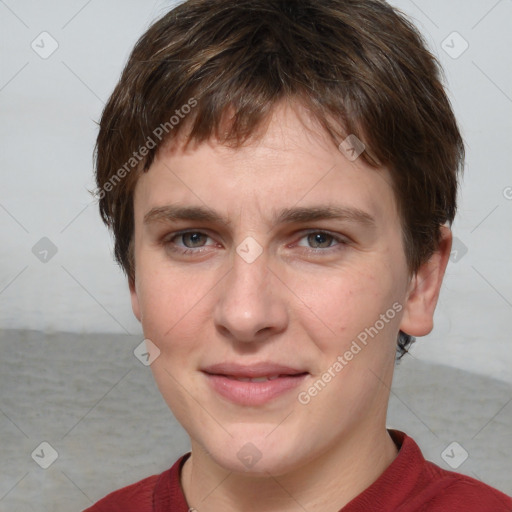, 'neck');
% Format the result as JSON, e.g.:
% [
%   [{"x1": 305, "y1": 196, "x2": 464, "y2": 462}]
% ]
[{"x1": 180, "y1": 426, "x2": 398, "y2": 512}]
